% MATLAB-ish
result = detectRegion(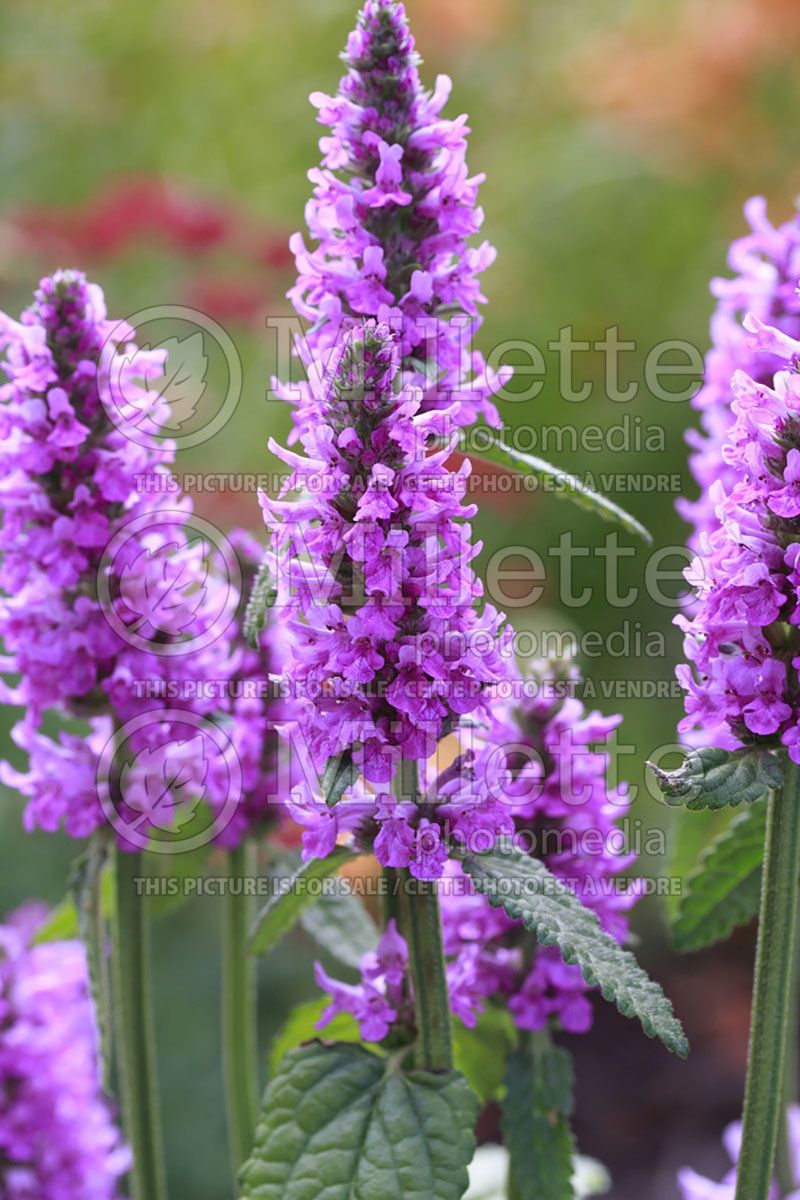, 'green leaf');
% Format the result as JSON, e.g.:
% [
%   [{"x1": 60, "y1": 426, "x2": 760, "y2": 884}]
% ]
[
  {"x1": 664, "y1": 806, "x2": 734, "y2": 923},
  {"x1": 269, "y1": 999, "x2": 368, "y2": 1077},
  {"x1": 299, "y1": 891, "x2": 380, "y2": 970},
  {"x1": 240, "y1": 1041, "x2": 479, "y2": 1200},
  {"x1": 490, "y1": 442, "x2": 652, "y2": 545},
  {"x1": 452, "y1": 1006, "x2": 518, "y2": 1104},
  {"x1": 502, "y1": 1039, "x2": 575, "y2": 1200},
  {"x1": 671, "y1": 801, "x2": 767, "y2": 952},
  {"x1": 648, "y1": 746, "x2": 783, "y2": 810},
  {"x1": 243, "y1": 550, "x2": 276, "y2": 650},
  {"x1": 461, "y1": 843, "x2": 688, "y2": 1057},
  {"x1": 321, "y1": 749, "x2": 357, "y2": 808},
  {"x1": 248, "y1": 847, "x2": 355, "y2": 956}
]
